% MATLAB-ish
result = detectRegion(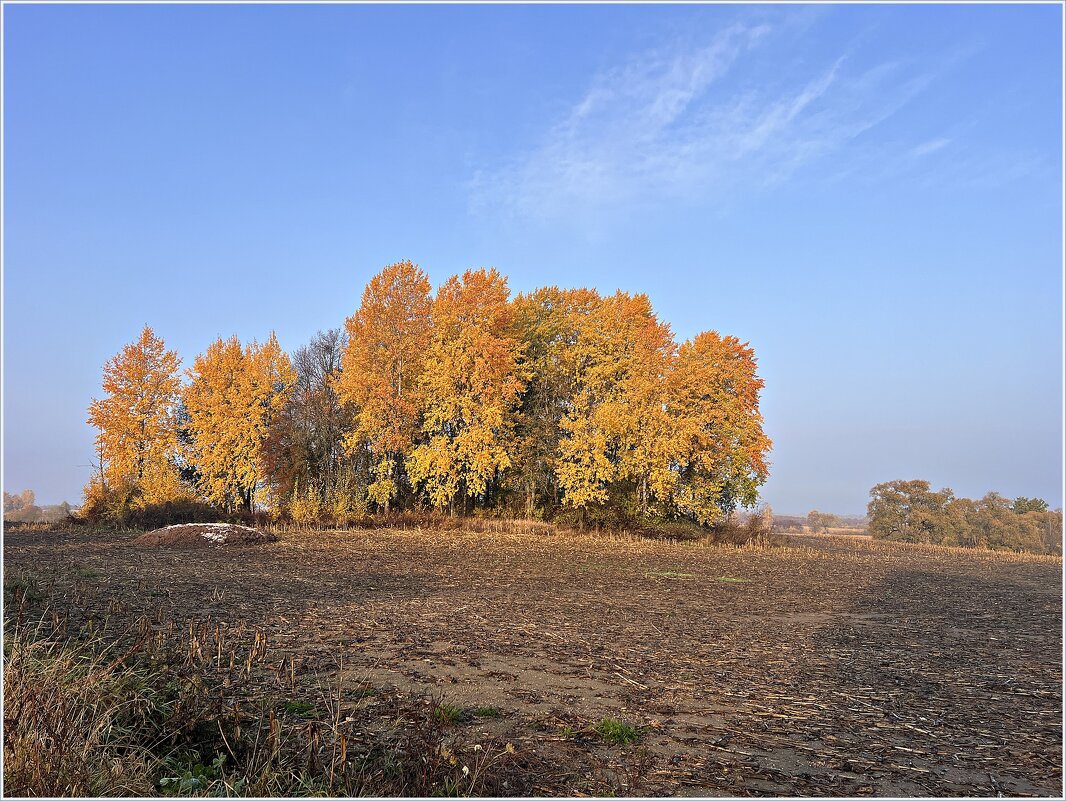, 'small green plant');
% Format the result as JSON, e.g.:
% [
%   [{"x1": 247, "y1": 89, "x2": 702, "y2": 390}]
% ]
[
  {"x1": 560, "y1": 725, "x2": 575, "y2": 739},
  {"x1": 433, "y1": 776, "x2": 464, "y2": 797},
  {"x1": 473, "y1": 706, "x2": 502, "y2": 718},
  {"x1": 75, "y1": 567, "x2": 101, "y2": 580},
  {"x1": 433, "y1": 702, "x2": 465, "y2": 724},
  {"x1": 283, "y1": 700, "x2": 314, "y2": 715},
  {"x1": 646, "y1": 569, "x2": 694, "y2": 579},
  {"x1": 159, "y1": 754, "x2": 227, "y2": 795},
  {"x1": 592, "y1": 718, "x2": 638, "y2": 745}
]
